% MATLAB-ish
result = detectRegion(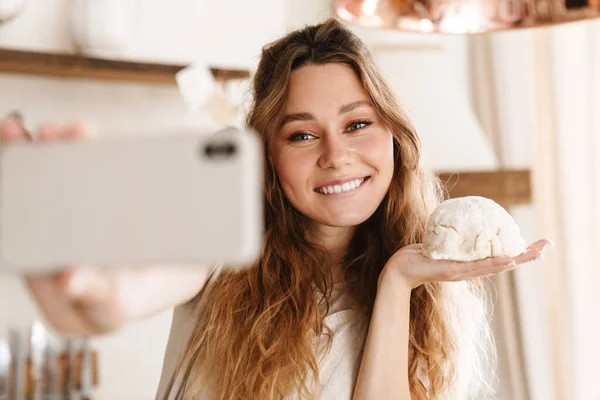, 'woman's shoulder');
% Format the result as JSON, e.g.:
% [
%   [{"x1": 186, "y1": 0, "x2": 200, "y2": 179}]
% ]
[
  {"x1": 156, "y1": 302, "x2": 202, "y2": 399},
  {"x1": 156, "y1": 263, "x2": 223, "y2": 399}
]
